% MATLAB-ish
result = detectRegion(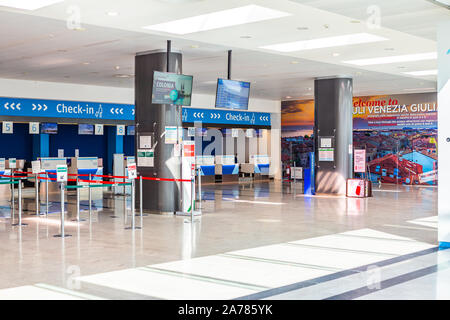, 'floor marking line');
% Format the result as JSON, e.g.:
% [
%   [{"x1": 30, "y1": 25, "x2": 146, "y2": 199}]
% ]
[
  {"x1": 234, "y1": 247, "x2": 439, "y2": 300},
  {"x1": 325, "y1": 256, "x2": 450, "y2": 300},
  {"x1": 34, "y1": 283, "x2": 106, "y2": 300},
  {"x1": 334, "y1": 233, "x2": 425, "y2": 243},
  {"x1": 220, "y1": 253, "x2": 343, "y2": 272},
  {"x1": 383, "y1": 224, "x2": 436, "y2": 231},
  {"x1": 283, "y1": 242, "x2": 397, "y2": 257},
  {"x1": 139, "y1": 266, "x2": 267, "y2": 292}
]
